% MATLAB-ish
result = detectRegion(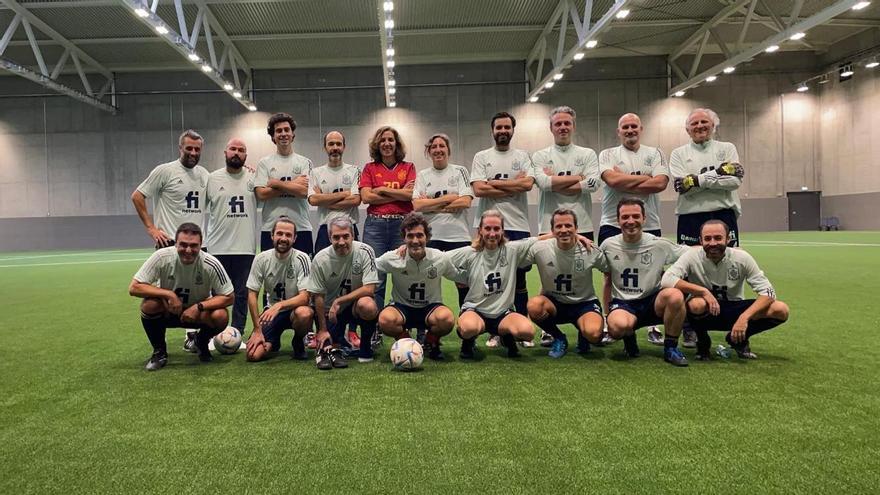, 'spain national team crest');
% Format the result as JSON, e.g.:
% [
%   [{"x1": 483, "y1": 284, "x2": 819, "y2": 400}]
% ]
[
  {"x1": 728, "y1": 266, "x2": 740, "y2": 281},
  {"x1": 640, "y1": 252, "x2": 653, "y2": 265},
  {"x1": 448, "y1": 176, "x2": 458, "y2": 186},
  {"x1": 286, "y1": 266, "x2": 295, "y2": 279},
  {"x1": 512, "y1": 162, "x2": 522, "y2": 171},
  {"x1": 195, "y1": 271, "x2": 204, "y2": 285},
  {"x1": 645, "y1": 155, "x2": 654, "y2": 167},
  {"x1": 716, "y1": 150, "x2": 725, "y2": 161},
  {"x1": 342, "y1": 174, "x2": 352, "y2": 185},
  {"x1": 397, "y1": 170, "x2": 407, "y2": 181},
  {"x1": 352, "y1": 260, "x2": 363, "y2": 275},
  {"x1": 575, "y1": 258, "x2": 585, "y2": 272},
  {"x1": 427, "y1": 266, "x2": 438, "y2": 279}
]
